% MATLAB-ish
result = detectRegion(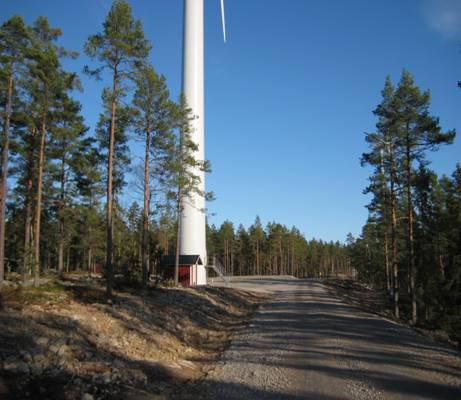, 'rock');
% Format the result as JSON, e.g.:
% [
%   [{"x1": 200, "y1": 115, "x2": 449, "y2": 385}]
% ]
[
  {"x1": 56, "y1": 356, "x2": 67, "y2": 368},
  {"x1": 3, "y1": 360, "x2": 30, "y2": 374},
  {"x1": 19, "y1": 350, "x2": 32, "y2": 362},
  {"x1": 0, "y1": 376, "x2": 10, "y2": 397},
  {"x1": 33, "y1": 353, "x2": 46, "y2": 364},
  {"x1": 30, "y1": 363, "x2": 43, "y2": 375},
  {"x1": 36, "y1": 336, "x2": 49, "y2": 347},
  {"x1": 82, "y1": 393, "x2": 94, "y2": 400},
  {"x1": 57, "y1": 344, "x2": 72, "y2": 357},
  {"x1": 102, "y1": 371, "x2": 112, "y2": 384},
  {"x1": 114, "y1": 359, "x2": 125, "y2": 368},
  {"x1": 49, "y1": 344, "x2": 61, "y2": 353},
  {"x1": 54, "y1": 337, "x2": 68, "y2": 346}
]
